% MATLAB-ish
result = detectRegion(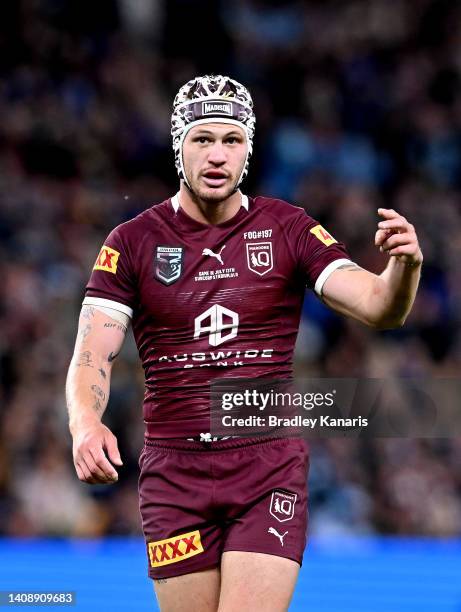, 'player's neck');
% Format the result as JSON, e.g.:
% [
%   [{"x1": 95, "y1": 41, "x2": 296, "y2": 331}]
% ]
[{"x1": 178, "y1": 182, "x2": 242, "y2": 226}]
